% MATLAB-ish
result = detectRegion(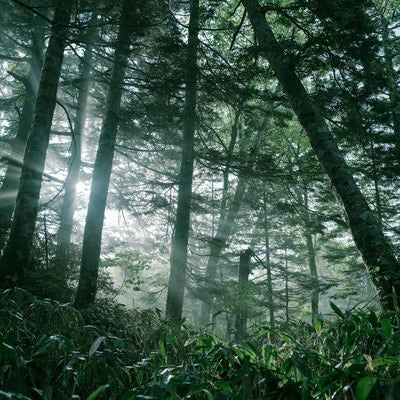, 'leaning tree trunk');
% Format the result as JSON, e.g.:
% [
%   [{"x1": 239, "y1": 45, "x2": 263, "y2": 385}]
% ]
[
  {"x1": 74, "y1": 0, "x2": 133, "y2": 310},
  {"x1": 165, "y1": 0, "x2": 200, "y2": 325},
  {"x1": 0, "y1": 16, "x2": 46, "y2": 249},
  {"x1": 55, "y1": 16, "x2": 97, "y2": 274},
  {"x1": 0, "y1": 0, "x2": 73, "y2": 288},
  {"x1": 242, "y1": 0, "x2": 400, "y2": 311}
]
